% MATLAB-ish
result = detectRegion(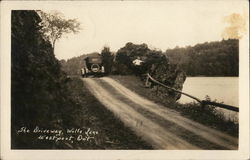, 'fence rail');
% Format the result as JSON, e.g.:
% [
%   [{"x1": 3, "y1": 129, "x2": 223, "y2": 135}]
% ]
[{"x1": 145, "y1": 73, "x2": 239, "y2": 112}]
